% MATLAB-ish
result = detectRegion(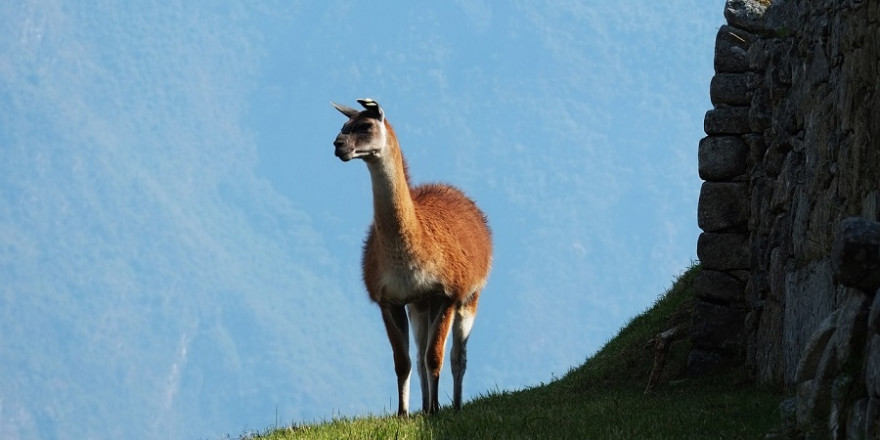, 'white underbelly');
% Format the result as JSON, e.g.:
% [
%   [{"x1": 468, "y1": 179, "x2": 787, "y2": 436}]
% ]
[{"x1": 378, "y1": 262, "x2": 444, "y2": 303}]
